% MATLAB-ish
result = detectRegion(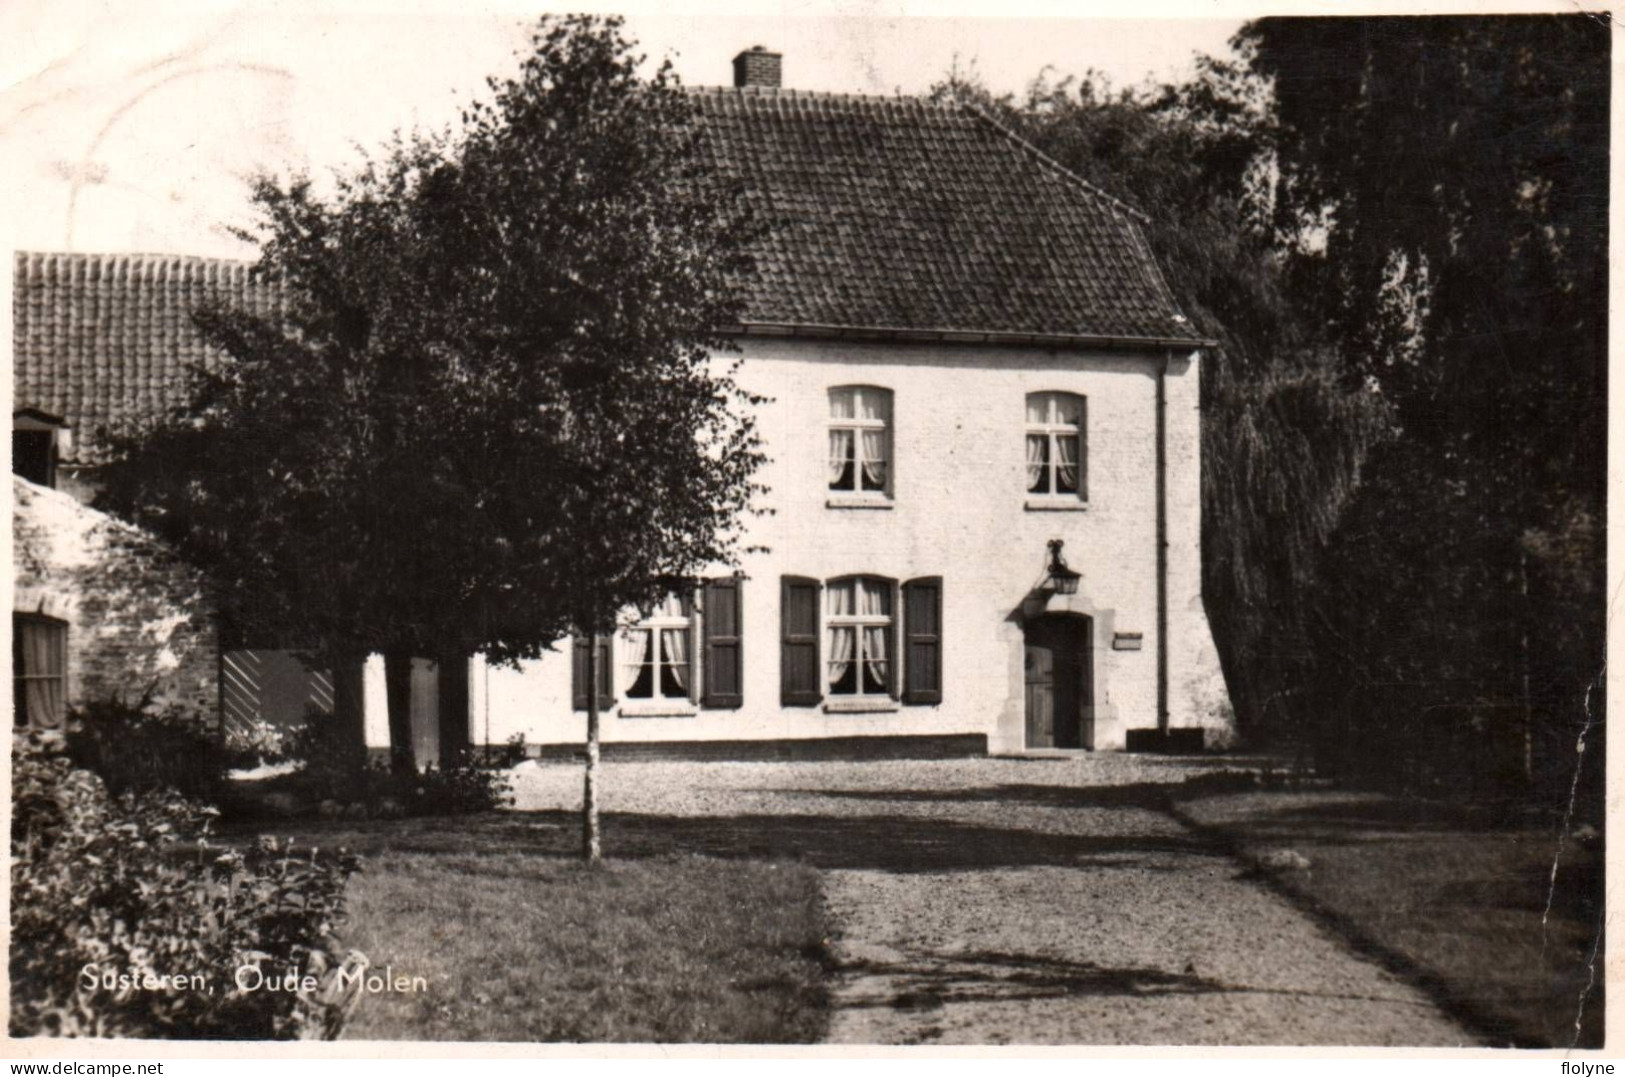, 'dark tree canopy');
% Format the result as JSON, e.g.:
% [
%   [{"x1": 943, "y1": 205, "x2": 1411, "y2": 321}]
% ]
[
  {"x1": 99, "y1": 15, "x2": 766, "y2": 677},
  {"x1": 1239, "y1": 15, "x2": 1608, "y2": 804}
]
